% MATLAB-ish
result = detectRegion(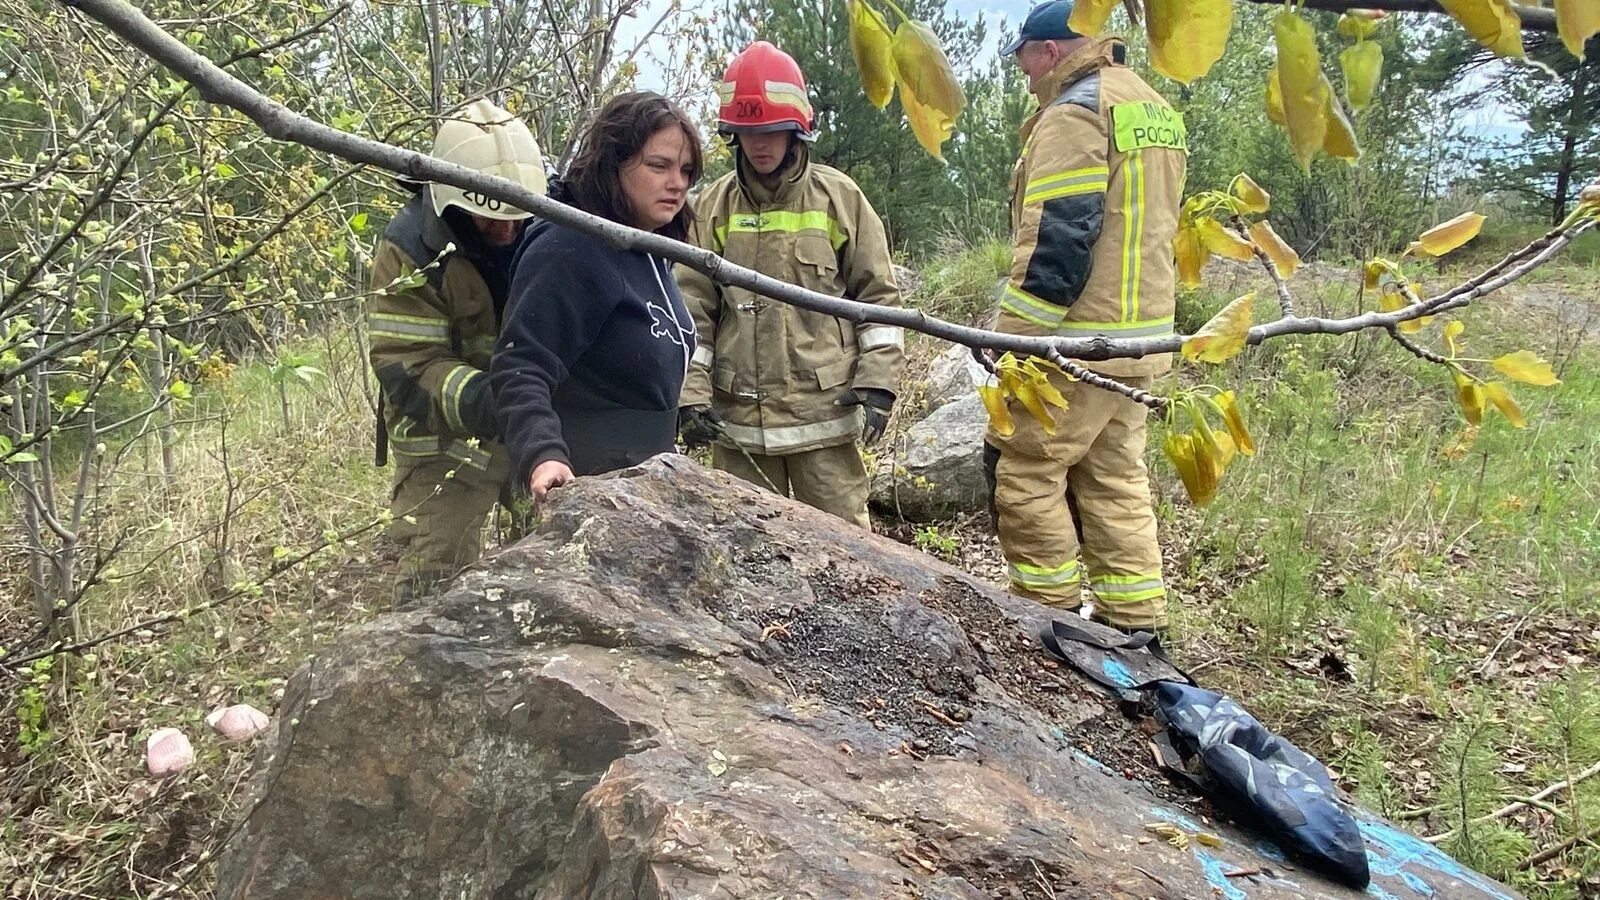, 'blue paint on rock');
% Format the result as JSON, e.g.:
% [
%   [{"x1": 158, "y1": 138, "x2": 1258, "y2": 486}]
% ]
[
  {"x1": 1359, "y1": 817, "x2": 1513, "y2": 900},
  {"x1": 1102, "y1": 658, "x2": 1137, "y2": 687},
  {"x1": 1197, "y1": 850, "x2": 1248, "y2": 900},
  {"x1": 1072, "y1": 748, "x2": 1116, "y2": 776}
]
